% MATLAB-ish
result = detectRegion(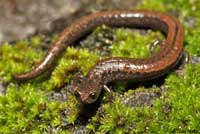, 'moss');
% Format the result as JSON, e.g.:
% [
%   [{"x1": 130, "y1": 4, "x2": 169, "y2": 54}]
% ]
[
  {"x1": 137, "y1": 0, "x2": 167, "y2": 12},
  {"x1": 43, "y1": 47, "x2": 99, "y2": 90},
  {"x1": 0, "y1": 83, "x2": 78, "y2": 133},
  {"x1": 87, "y1": 98, "x2": 138, "y2": 134},
  {"x1": 0, "y1": 83, "x2": 75, "y2": 133},
  {"x1": 123, "y1": 87, "x2": 160, "y2": 97},
  {"x1": 0, "y1": 41, "x2": 45, "y2": 81},
  {"x1": 185, "y1": 28, "x2": 200, "y2": 56},
  {"x1": 137, "y1": 0, "x2": 200, "y2": 57},
  {"x1": 144, "y1": 64, "x2": 200, "y2": 133},
  {"x1": 30, "y1": 36, "x2": 43, "y2": 48},
  {"x1": 0, "y1": 36, "x2": 88, "y2": 133},
  {"x1": 111, "y1": 29, "x2": 163, "y2": 58}
]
